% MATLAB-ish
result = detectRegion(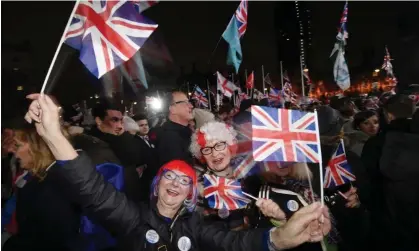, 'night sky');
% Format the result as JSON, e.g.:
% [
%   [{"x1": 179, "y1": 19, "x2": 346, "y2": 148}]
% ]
[{"x1": 2, "y1": 1, "x2": 419, "y2": 119}]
